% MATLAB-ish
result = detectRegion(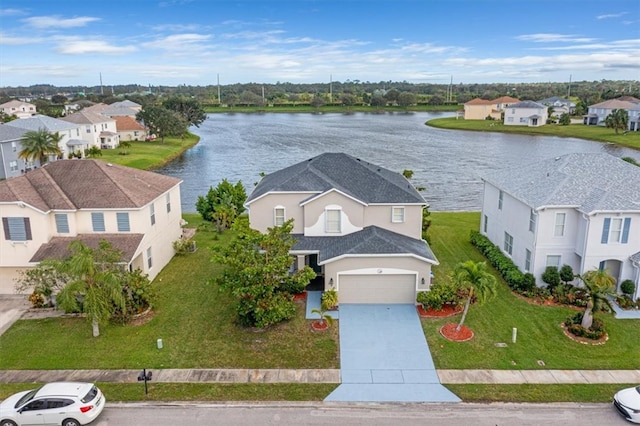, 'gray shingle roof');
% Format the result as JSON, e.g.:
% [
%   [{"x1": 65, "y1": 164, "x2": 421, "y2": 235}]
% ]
[
  {"x1": 102, "y1": 105, "x2": 138, "y2": 116},
  {"x1": 291, "y1": 225, "x2": 437, "y2": 264},
  {"x1": 631, "y1": 251, "x2": 640, "y2": 263},
  {"x1": 509, "y1": 100, "x2": 546, "y2": 109},
  {"x1": 0, "y1": 124, "x2": 28, "y2": 142},
  {"x1": 247, "y1": 152, "x2": 425, "y2": 205},
  {"x1": 482, "y1": 153, "x2": 640, "y2": 213},
  {"x1": 5, "y1": 115, "x2": 79, "y2": 132},
  {"x1": 0, "y1": 159, "x2": 182, "y2": 212},
  {"x1": 61, "y1": 110, "x2": 115, "y2": 125}
]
